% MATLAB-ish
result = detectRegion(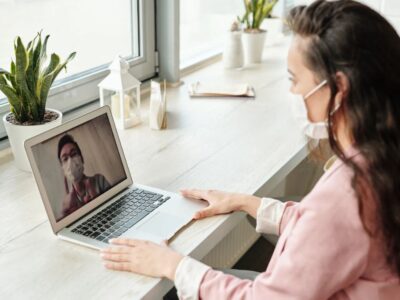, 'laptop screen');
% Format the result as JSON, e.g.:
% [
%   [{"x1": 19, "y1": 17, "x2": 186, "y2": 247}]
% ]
[{"x1": 31, "y1": 113, "x2": 127, "y2": 222}]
